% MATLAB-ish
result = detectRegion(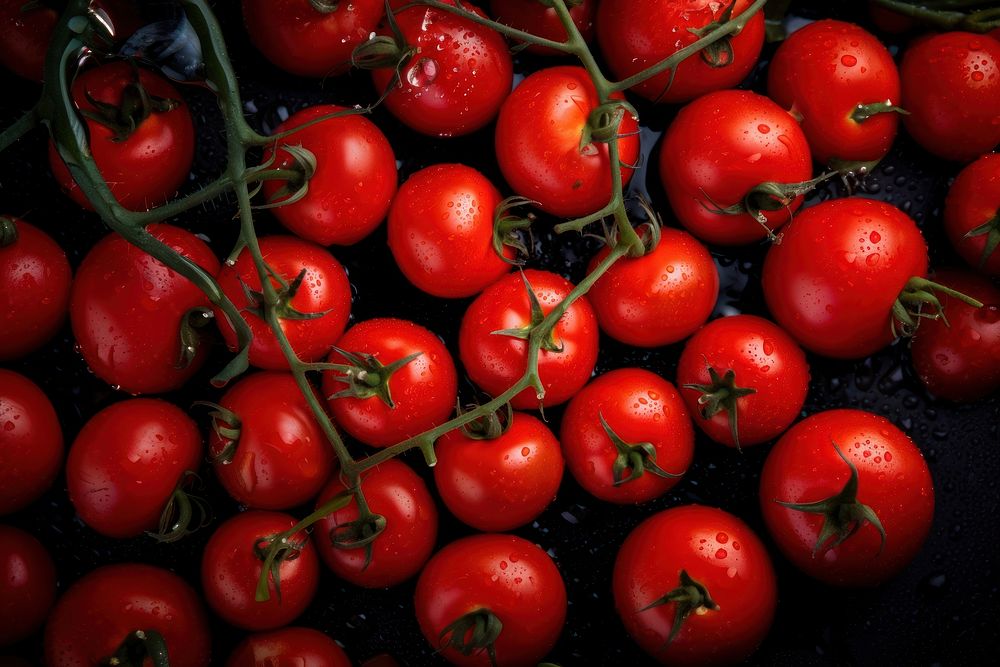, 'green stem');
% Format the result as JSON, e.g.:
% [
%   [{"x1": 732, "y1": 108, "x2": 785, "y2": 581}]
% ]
[
  {"x1": 870, "y1": 0, "x2": 1000, "y2": 31},
  {"x1": 0, "y1": 106, "x2": 39, "y2": 153}
]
